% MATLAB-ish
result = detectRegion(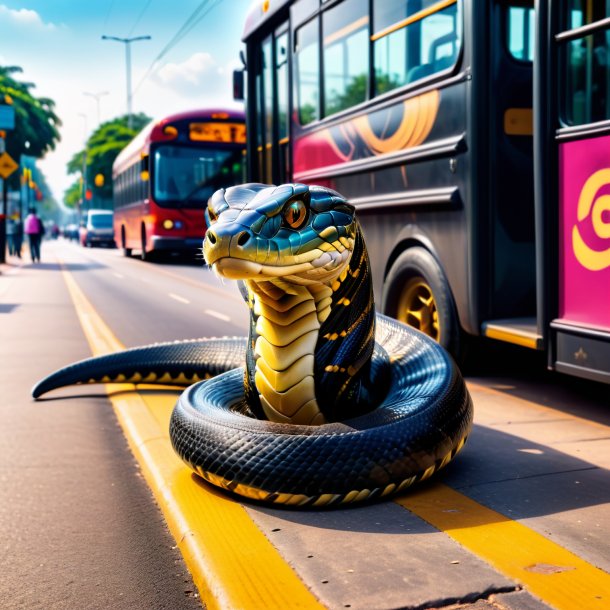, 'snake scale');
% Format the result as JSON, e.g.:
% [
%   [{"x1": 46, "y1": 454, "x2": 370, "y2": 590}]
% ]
[{"x1": 33, "y1": 183, "x2": 473, "y2": 507}]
